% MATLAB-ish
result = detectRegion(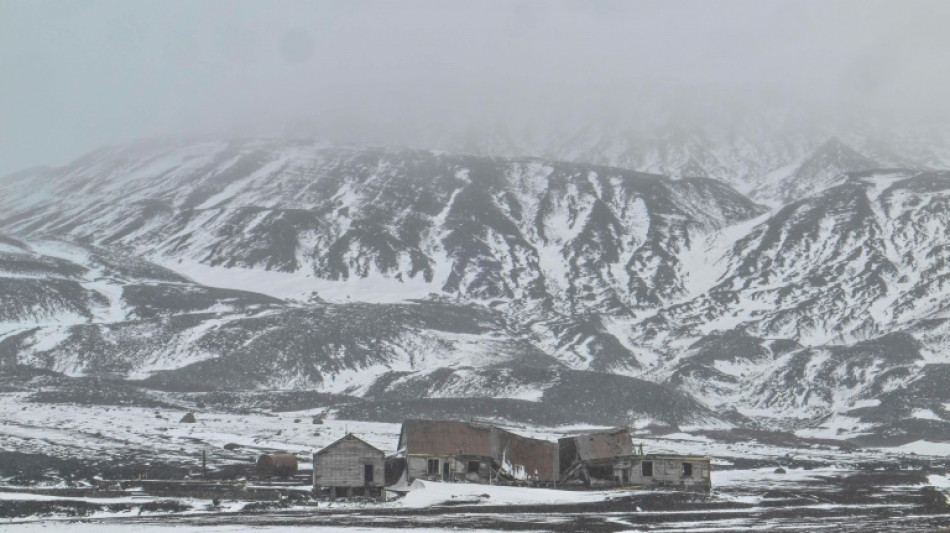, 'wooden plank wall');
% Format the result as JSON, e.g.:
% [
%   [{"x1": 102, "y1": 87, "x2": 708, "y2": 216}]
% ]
[{"x1": 313, "y1": 438, "x2": 384, "y2": 488}]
